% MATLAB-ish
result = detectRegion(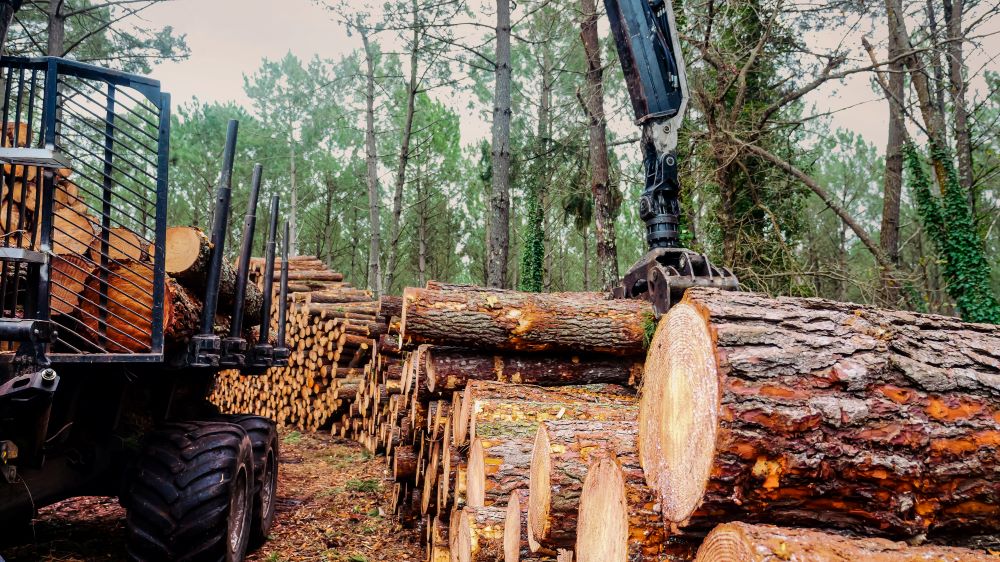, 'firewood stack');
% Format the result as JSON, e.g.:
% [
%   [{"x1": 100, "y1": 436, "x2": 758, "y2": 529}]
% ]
[
  {"x1": 210, "y1": 255, "x2": 384, "y2": 431},
  {"x1": 338, "y1": 283, "x2": 1000, "y2": 561}
]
